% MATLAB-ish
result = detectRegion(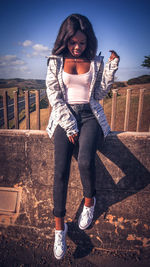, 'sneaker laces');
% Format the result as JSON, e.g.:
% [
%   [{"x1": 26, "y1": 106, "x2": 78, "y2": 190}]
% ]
[
  {"x1": 81, "y1": 205, "x2": 94, "y2": 221},
  {"x1": 55, "y1": 231, "x2": 65, "y2": 249}
]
